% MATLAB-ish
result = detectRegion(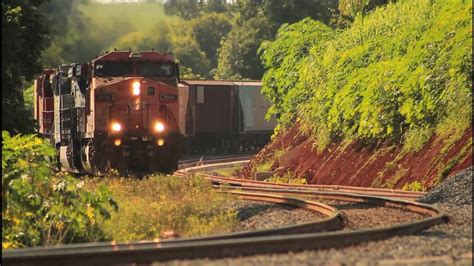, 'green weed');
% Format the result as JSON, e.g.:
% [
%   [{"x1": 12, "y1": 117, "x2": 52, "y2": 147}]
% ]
[
  {"x1": 266, "y1": 171, "x2": 307, "y2": 185},
  {"x1": 85, "y1": 175, "x2": 237, "y2": 242},
  {"x1": 401, "y1": 181, "x2": 424, "y2": 192}
]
